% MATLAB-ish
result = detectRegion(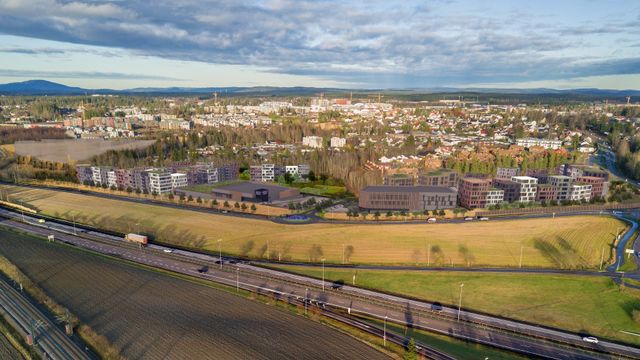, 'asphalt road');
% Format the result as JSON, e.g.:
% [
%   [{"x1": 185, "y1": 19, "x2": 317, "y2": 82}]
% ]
[
  {"x1": 0, "y1": 276, "x2": 90, "y2": 360},
  {"x1": 1, "y1": 210, "x2": 639, "y2": 359}
]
